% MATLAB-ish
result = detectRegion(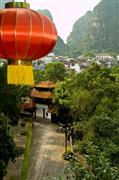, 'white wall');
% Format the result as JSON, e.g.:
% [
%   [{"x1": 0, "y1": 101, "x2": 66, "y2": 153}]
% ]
[{"x1": 36, "y1": 104, "x2": 51, "y2": 120}]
